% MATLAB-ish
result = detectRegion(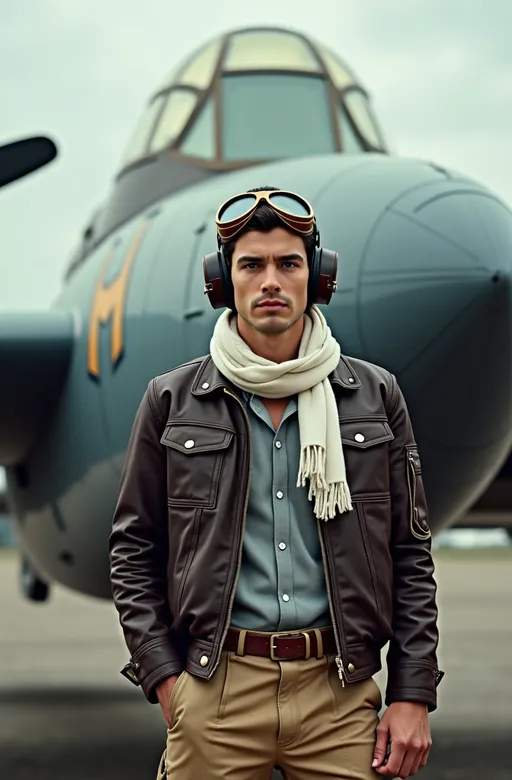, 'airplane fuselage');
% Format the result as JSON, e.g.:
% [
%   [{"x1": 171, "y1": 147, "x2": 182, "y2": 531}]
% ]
[{"x1": 6, "y1": 153, "x2": 512, "y2": 599}]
